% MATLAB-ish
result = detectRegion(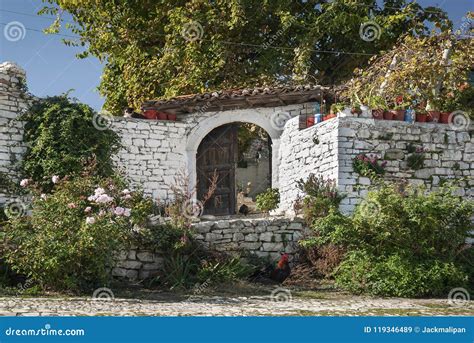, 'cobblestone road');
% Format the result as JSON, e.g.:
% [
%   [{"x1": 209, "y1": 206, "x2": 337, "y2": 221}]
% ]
[{"x1": 1, "y1": 294, "x2": 472, "y2": 316}]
